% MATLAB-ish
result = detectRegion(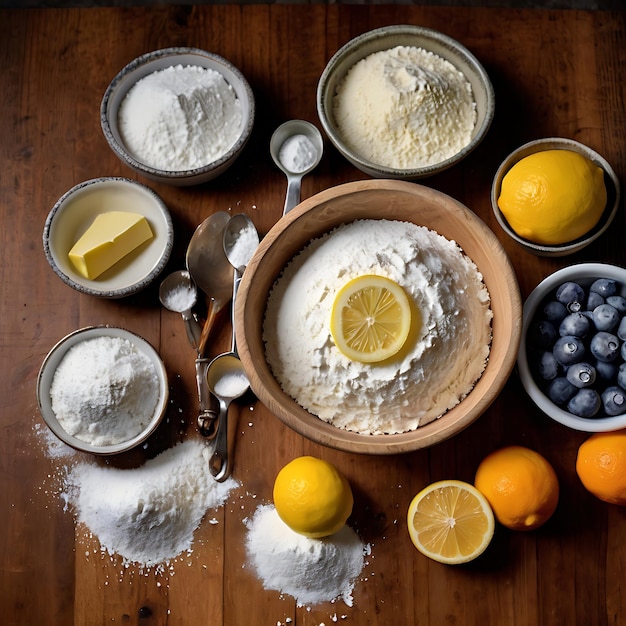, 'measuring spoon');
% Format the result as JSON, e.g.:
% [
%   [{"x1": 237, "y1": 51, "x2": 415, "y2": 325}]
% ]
[
  {"x1": 223, "y1": 213, "x2": 260, "y2": 274},
  {"x1": 158, "y1": 270, "x2": 202, "y2": 350},
  {"x1": 270, "y1": 120, "x2": 323, "y2": 216}
]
